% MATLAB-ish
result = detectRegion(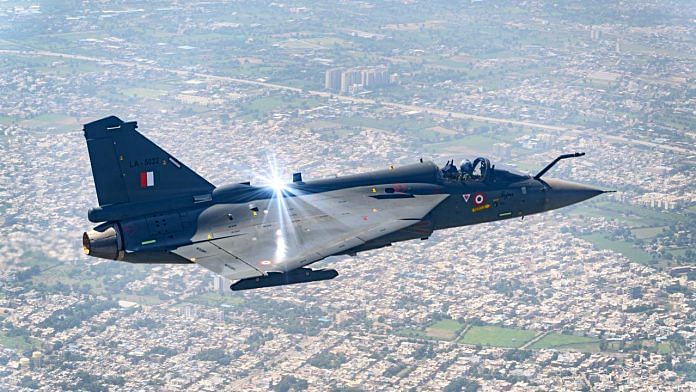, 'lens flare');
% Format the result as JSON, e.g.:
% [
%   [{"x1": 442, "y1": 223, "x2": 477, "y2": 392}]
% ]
[
  {"x1": 257, "y1": 155, "x2": 288, "y2": 195},
  {"x1": 252, "y1": 154, "x2": 295, "y2": 264},
  {"x1": 274, "y1": 228, "x2": 287, "y2": 262},
  {"x1": 250, "y1": 155, "x2": 346, "y2": 267},
  {"x1": 268, "y1": 176, "x2": 286, "y2": 194}
]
